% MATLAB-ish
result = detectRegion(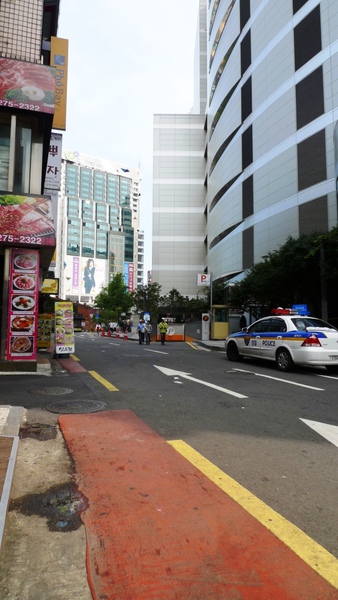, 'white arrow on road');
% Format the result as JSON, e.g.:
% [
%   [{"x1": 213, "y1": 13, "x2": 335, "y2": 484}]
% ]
[
  {"x1": 300, "y1": 419, "x2": 338, "y2": 448},
  {"x1": 154, "y1": 366, "x2": 248, "y2": 399}
]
